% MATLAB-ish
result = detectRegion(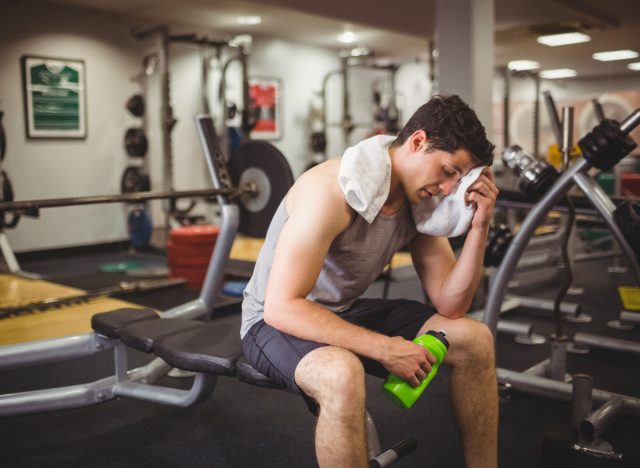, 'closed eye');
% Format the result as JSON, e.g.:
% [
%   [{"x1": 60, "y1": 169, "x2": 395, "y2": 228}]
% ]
[{"x1": 442, "y1": 167, "x2": 456, "y2": 177}]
